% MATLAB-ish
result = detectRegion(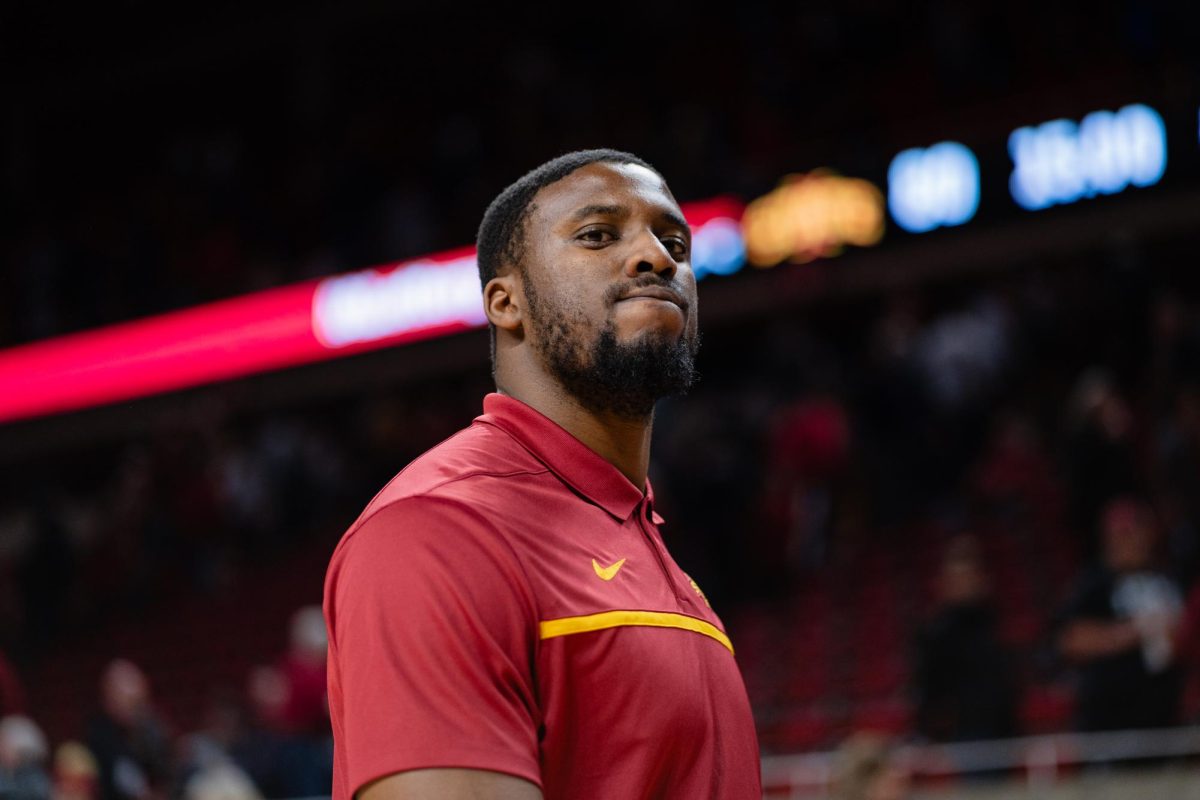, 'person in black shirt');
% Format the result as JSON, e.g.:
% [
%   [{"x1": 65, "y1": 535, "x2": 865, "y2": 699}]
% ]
[
  {"x1": 914, "y1": 535, "x2": 1017, "y2": 742},
  {"x1": 85, "y1": 660, "x2": 171, "y2": 800},
  {"x1": 1056, "y1": 497, "x2": 1184, "y2": 731}
]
